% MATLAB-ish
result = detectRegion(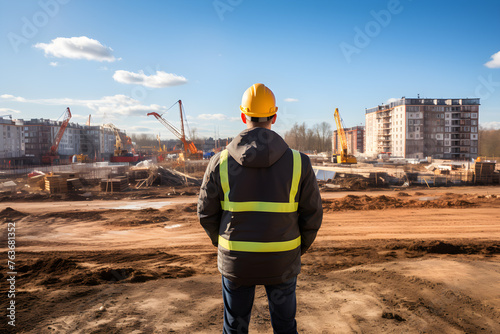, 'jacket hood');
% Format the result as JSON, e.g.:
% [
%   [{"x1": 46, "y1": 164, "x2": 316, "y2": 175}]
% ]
[{"x1": 226, "y1": 128, "x2": 289, "y2": 168}]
